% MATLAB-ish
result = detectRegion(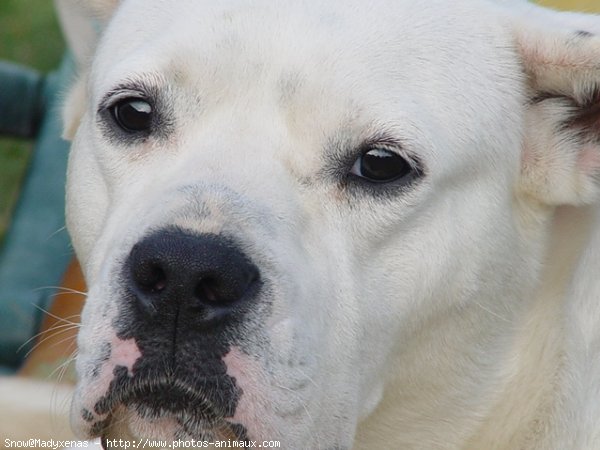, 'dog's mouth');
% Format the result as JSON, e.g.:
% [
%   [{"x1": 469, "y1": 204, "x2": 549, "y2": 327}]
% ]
[
  {"x1": 93, "y1": 374, "x2": 248, "y2": 445},
  {"x1": 98, "y1": 377, "x2": 221, "y2": 420},
  {"x1": 99, "y1": 417, "x2": 245, "y2": 450}
]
